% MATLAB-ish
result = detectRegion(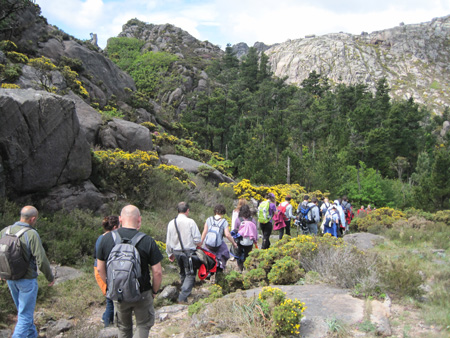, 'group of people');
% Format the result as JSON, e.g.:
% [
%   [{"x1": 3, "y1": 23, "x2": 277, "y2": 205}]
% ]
[
  {"x1": 1, "y1": 195, "x2": 361, "y2": 338},
  {"x1": 256, "y1": 193, "x2": 357, "y2": 245}
]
